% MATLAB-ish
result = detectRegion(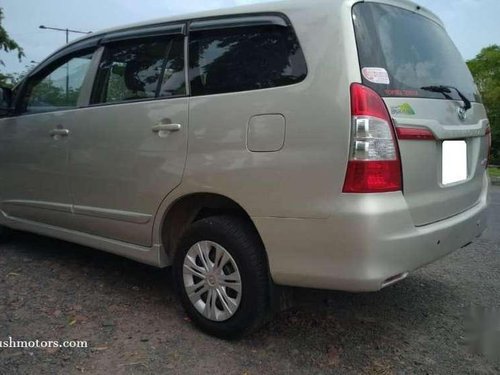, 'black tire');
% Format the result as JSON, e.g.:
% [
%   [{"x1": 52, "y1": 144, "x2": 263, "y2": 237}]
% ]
[{"x1": 173, "y1": 215, "x2": 270, "y2": 339}]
